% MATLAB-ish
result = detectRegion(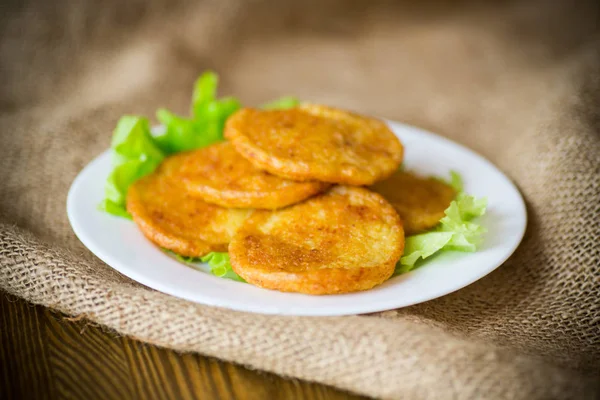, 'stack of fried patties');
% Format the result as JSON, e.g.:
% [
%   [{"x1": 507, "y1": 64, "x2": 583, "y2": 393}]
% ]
[{"x1": 127, "y1": 104, "x2": 456, "y2": 294}]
